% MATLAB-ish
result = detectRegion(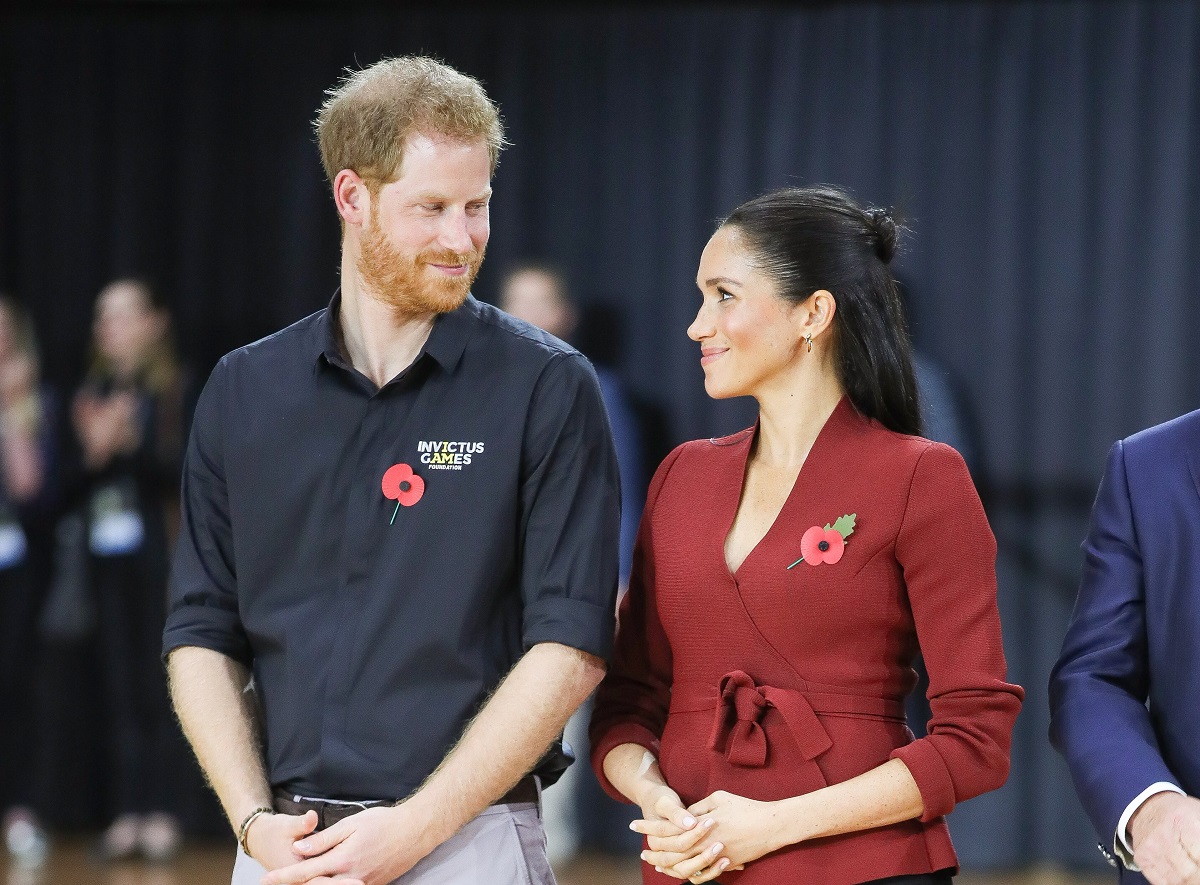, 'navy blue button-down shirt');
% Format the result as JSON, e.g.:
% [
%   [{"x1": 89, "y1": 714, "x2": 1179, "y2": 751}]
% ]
[{"x1": 163, "y1": 295, "x2": 620, "y2": 800}]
